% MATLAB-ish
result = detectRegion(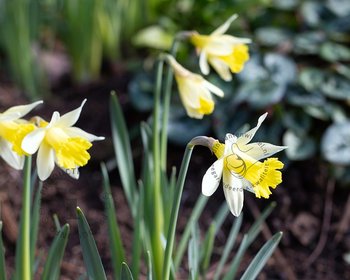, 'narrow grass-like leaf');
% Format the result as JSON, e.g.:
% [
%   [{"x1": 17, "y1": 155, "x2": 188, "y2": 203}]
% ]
[
  {"x1": 213, "y1": 203, "x2": 230, "y2": 235},
  {"x1": 240, "y1": 232, "x2": 283, "y2": 280},
  {"x1": 146, "y1": 250, "x2": 153, "y2": 280},
  {"x1": 131, "y1": 186, "x2": 143, "y2": 279},
  {"x1": 246, "y1": 202, "x2": 276, "y2": 245},
  {"x1": 110, "y1": 92, "x2": 137, "y2": 217},
  {"x1": 223, "y1": 202, "x2": 275, "y2": 280},
  {"x1": 121, "y1": 262, "x2": 134, "y2": 280},
  {"x1": 200, "y1": 223, "x2": 216, "y2": 274},
  {"x1": 174, "y1": 195, "x2": 208, "y2": 269},
  {"x1": 214, "y1": 215, "x2": 243, "y2": 280},
  {"x1": 42, "y1": 224, "x2": 70, "y2": 280},
  {"x1": 223, "y1": 234, "x2": 249, "y2": 280},
  {"x1": 76, "y1": 207, "x2": 107, "y2": 280},
  {"x1": 163, "y1": 145, "x2": 194, "y2": 280},
  {"x1": 0, "y1": 222, "x2": 6, "y2": 280},
  {"x1": 53, "y1": 214, "x2": 61, "y2": 232},
  {"x1": 188, "y1": 224, "x2": 200, "y2": 280},
  {"x1": 101, "y1": 163, "x2": 125, "y2": 279},
  {"x1": 30, "y1": 182, "x2": 42, "y2": 273}
]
